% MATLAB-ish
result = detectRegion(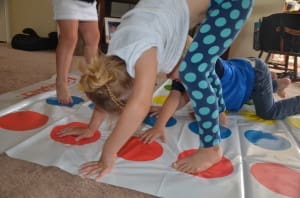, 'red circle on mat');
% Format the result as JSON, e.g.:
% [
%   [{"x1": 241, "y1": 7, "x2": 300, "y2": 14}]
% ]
[
  {"x1": 0, "y1": 110, "x2": 49, "y2": 131},
  {"x1": 251, "y1": 163, "x2": 300, "y2": 198},
  {"x1": 177, "y1": 149, "x2": 233, "y2": 178},
  {"x1": 117, "y1": 137, "x2": 163, "y2": 161},
  {"x1": 50, "y1": 122, "x2": 101, "y2": 145}
]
